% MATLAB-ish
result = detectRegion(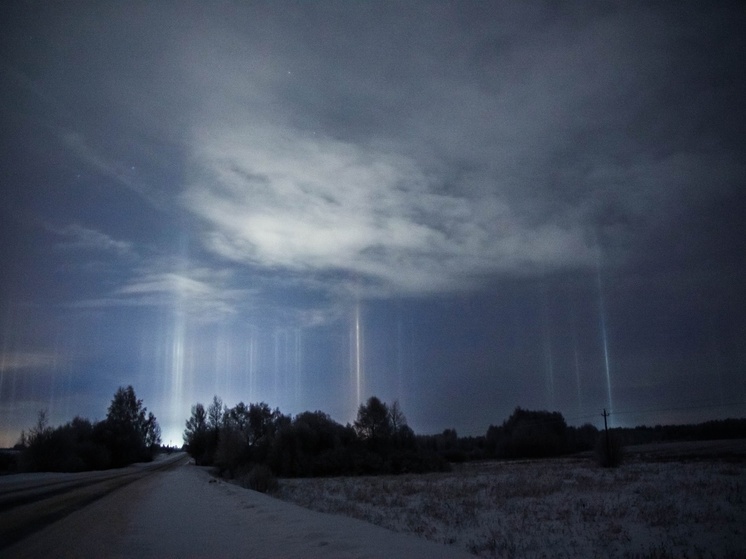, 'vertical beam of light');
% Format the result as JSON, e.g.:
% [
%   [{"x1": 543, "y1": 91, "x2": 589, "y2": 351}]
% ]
[
  {"x1": 396, "y1": 310, "x2": 404, "y2": 398},
  {"x1": 294, "y1": 327, "x2": 302, "y2": 408},
  {"x1": 0, "y1": 321, "x2": 9, "y2": 439},
  {"x1": 596, "y1": 255, "x2": 613, "y2": 416},
  {"x1": 0, "y1": 305, "x2": 11, "y2": 405},
  {"x1": 169, "y1": 233, "x2": 190, "y2": 442},
  {"x1": 63, "y1": 317, "x2": 79, "y2": 421},
  {"x1": 215, "y1": 327, "x2": 231, "y2": 402},
  {"x1": 48, "y1": 329, "x2": 62, "y2": 419},
  {"x1": 170, "y1": 310, "x2": 186, "y2": 431},
  {"x1": 569, "y1": 306, "x2": 583, "y2": 415},
  {"x1": 541, "y1": 283, "x2": 555, "y2": 409},
  {"x1": 572, "y1": 326, "x2": 583, "y2": 415},
  {"x1": 273, "y1": 328, "x2": 281, "y2": 403},
  {"x1": 1, "y1": 306, "x2": 19, "y2": 435},
  {"x1": 280, "y1": 329, "x2": 289, "y2": 403},
  {"x1": 708, "y1": 315, "x2": 725, "y2": 405},
  {"x1": 354, "y1": 302, "x2": 363, "y2": 410},
  {"x1": 248, "y1": 327, "x2": 256, "y2": 401}
]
